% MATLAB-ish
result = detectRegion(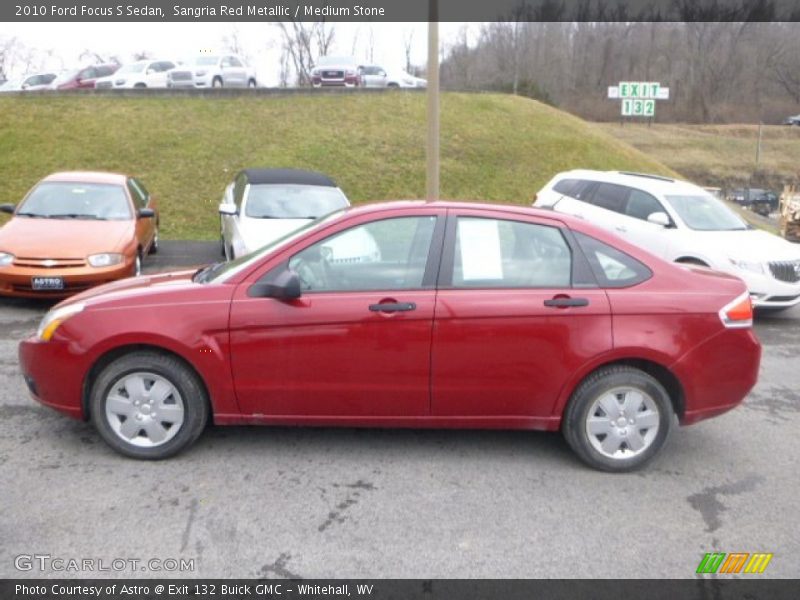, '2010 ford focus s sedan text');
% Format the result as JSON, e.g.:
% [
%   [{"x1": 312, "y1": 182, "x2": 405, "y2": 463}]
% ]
[{"x1": 18, "y1": 202, "x2": 761, "y2": 471}]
